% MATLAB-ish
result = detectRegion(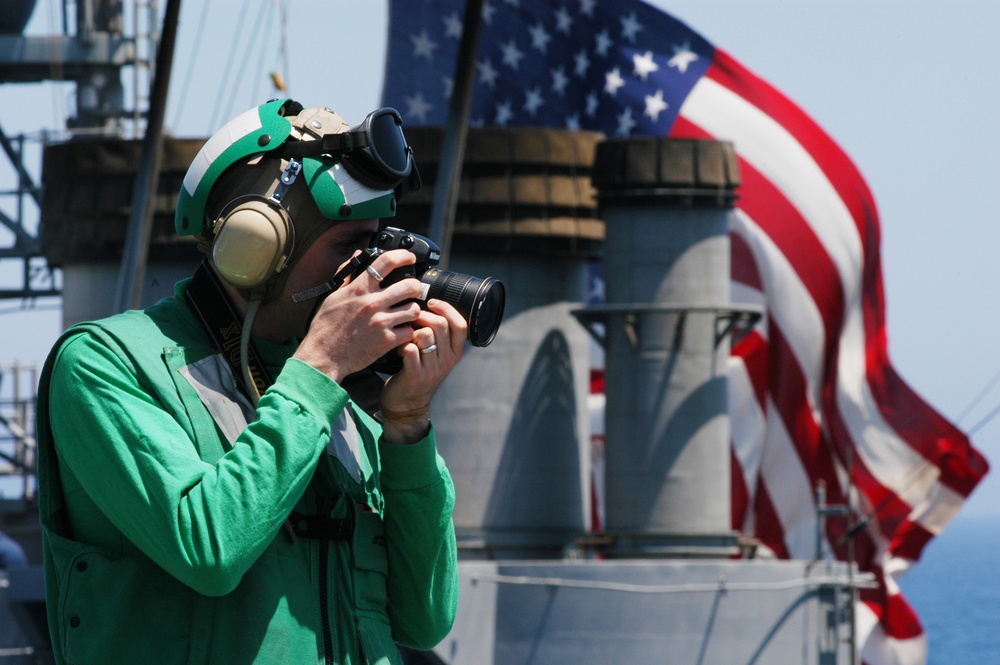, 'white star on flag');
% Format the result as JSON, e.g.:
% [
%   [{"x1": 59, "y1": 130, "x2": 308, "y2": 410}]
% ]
[
  {"x1": 524, "y1": 87, "x2": 544, "y2": 116},
  {"x1": 668, "y1": 42, "x2": 699, "y2": 73},
  {"x1": 443, "y1": 13, "x2": 462, "y2": 39},
  {"x1": 529, "y1": 22, "x2": 551, "y2": 52},
  {"x1": 477, "y1": 58, "x2": 499, "y2": 88},
  {"x1": 644, "y1": 89, "x2": 669, "y2": 121},
  {"x1": 575, "y1": 49, "x2": 591, "y2": 78},
  {"x1": 404, "y1": 92, "x2": 432, "y2": 123},
  {"x1": 411, "y1": 31, "x2": 438, "y2": 60},
  {"x1": 495, "y1": 99, "x2": 513, "y2": 125},
  {"x1": 501, "y1": 40, "x2": 525, "y2": 69},
  {"x1": 604, "y1": 67, "x2": 625, "y2": 95},
  {"x1": 551, "y1": 67, "x2": 569, "y2": 95},
  {"x1": 620, "y1": 11, "x2": 643, "y2": 43},
  {"x1": 615, "y1": 106, "x2": 636, "y2": 135},
  {"x1": 632, "y1": 50, "x2": 659, "y2": 81},
  {"x1": 595, "y1": 29, "x2": 612, "y2": 57},
  {"x1": 554, "y1": 6, "x2": 573, "y2": 34}
]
